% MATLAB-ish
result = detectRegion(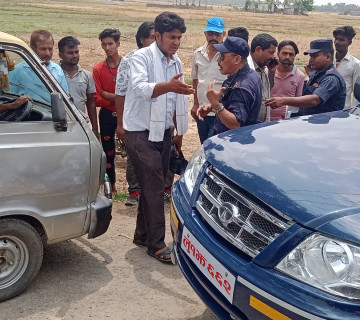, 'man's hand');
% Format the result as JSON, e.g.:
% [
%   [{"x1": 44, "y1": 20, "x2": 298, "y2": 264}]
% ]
[
  {"x1": 265, "y1": 97, "x2": 285, "y2": 109},
  {"x1": 116, "y1": 125, "x2": 125, "y2": 143},
  {"x1": 206, "y1": 80, "x2": 225, "y2": 106},
  {"x1": 190, "y1": 103, "x2": 199, "y2": 120},
  {"x1": 13, "y1": 95, "x2": 31, "y2": 109},
  {"x1": 168, "y1": 73, "x2": 195, "y2": 95},
  {"x1": 172, "y1": 134, "x2": 183, "y2": 152},
  {"x1": 196, "y1": 104, "x2": 212, "y2": 121}
]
